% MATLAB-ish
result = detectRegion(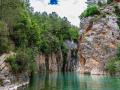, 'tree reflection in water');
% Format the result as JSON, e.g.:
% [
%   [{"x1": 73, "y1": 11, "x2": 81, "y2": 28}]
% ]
[{"x1": 24, "y1": 72, "x2": 120, "y2": 90}]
